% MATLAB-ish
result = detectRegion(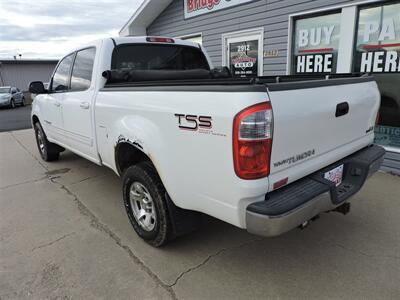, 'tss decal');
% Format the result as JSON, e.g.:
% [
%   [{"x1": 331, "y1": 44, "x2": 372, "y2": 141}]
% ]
[{"x1": 175, "y1": 114, "x2": 212, "y2": 131}]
